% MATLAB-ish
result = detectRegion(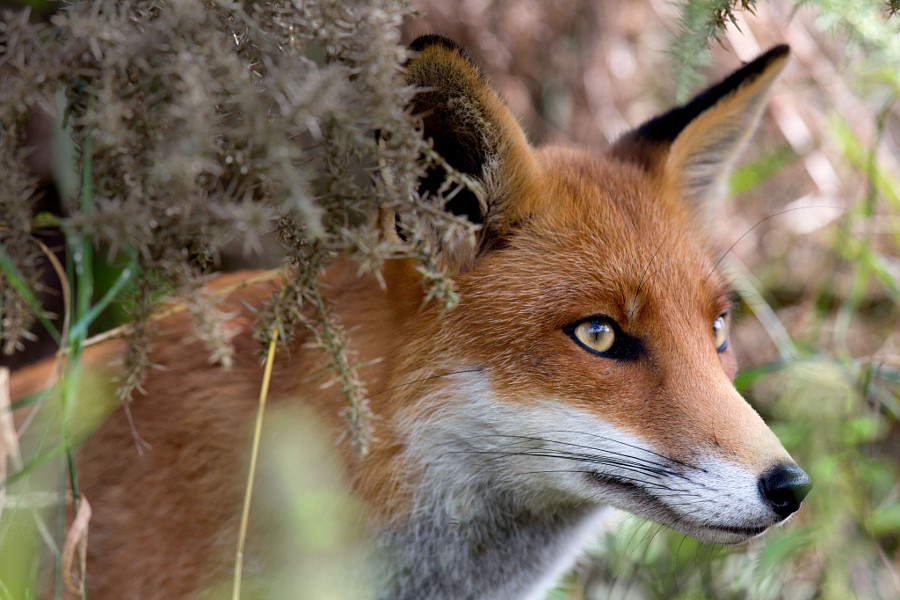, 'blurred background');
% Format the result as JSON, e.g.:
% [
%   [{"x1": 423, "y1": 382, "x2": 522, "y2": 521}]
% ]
[{"x1": 1, "y1": 1, "x2": 899, "y2": 599}]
